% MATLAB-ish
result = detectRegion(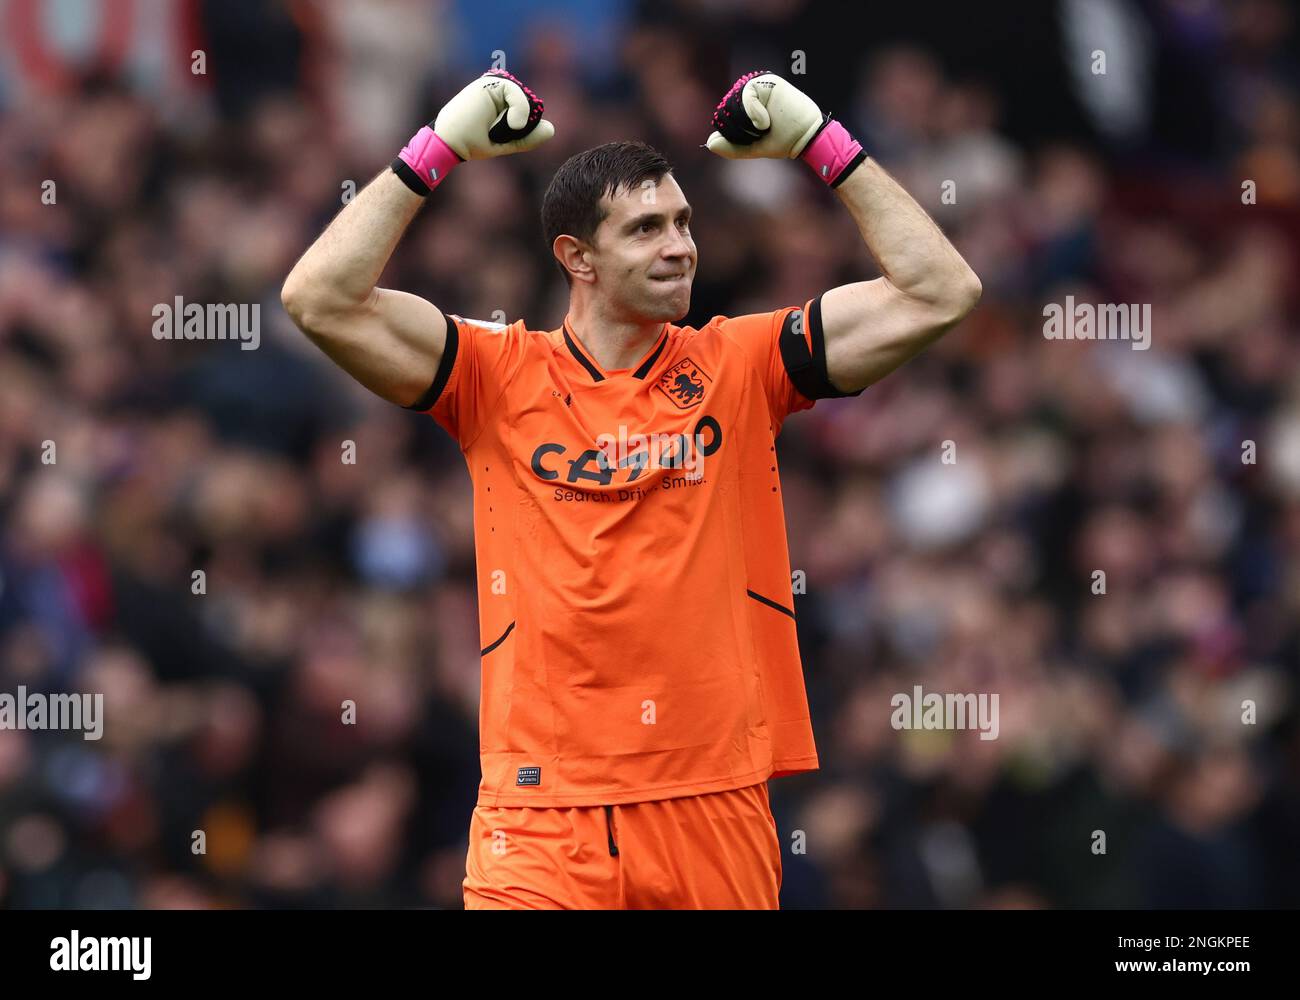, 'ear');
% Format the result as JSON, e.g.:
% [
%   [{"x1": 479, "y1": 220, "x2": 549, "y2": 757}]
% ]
[{"x1": 553, "y1": 234, "x2": 596, "y2": 284}]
